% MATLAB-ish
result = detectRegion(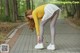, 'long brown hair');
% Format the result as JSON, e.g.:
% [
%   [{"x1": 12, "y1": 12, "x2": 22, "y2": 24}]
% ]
[{"x1": 25, "y1": 10, "x2": 35, "y2": 31}]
